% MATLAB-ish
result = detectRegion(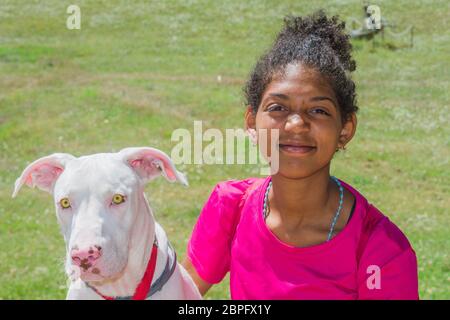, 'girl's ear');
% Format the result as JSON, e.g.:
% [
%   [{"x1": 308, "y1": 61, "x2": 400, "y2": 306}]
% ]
[
  {"x1": 245, "y1": 106, "x2": 258, "y2": 145},
  {"x1": 338, "y1": 113, "x2": 357, "y2": 149}
]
